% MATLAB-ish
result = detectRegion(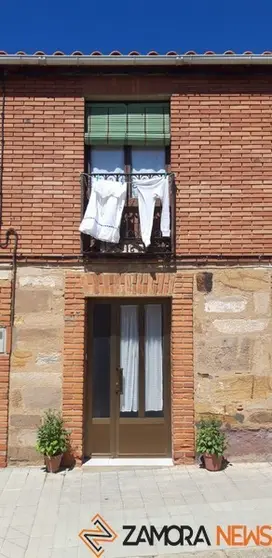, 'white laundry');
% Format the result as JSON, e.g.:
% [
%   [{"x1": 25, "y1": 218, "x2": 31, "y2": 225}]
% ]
[
  {"x1": 133, "y1": 175, "x2": 170, "y2": 247},
  {"x1": 79, "y1": 178, "x2": 126, "y2": 243}
]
